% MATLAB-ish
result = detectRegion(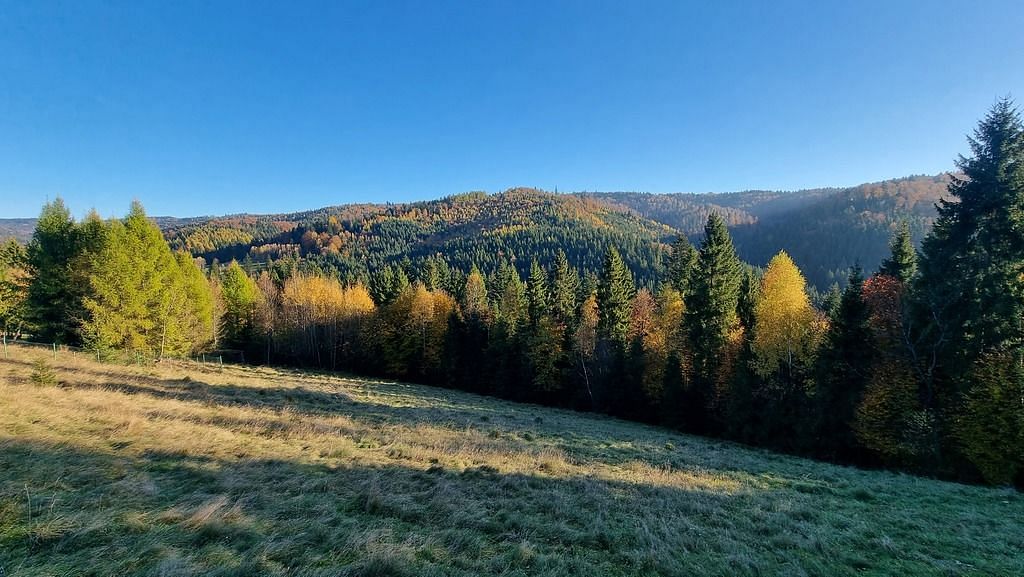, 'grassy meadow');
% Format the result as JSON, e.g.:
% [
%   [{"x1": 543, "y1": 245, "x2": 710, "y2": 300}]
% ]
[{"x1": 0, "y1": 344, "x2": 1021, "y2": 576}]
